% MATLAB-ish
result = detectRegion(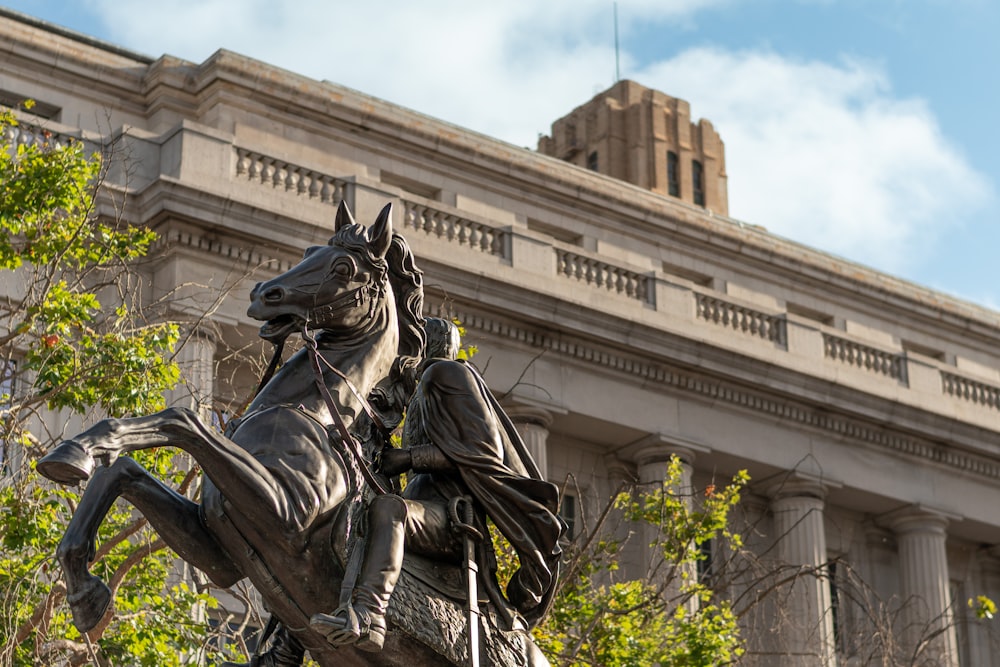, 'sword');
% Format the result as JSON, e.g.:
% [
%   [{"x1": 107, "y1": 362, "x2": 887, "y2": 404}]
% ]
[{"x1": 450, "y1": 496, "x2": 484, "y2": 667}]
